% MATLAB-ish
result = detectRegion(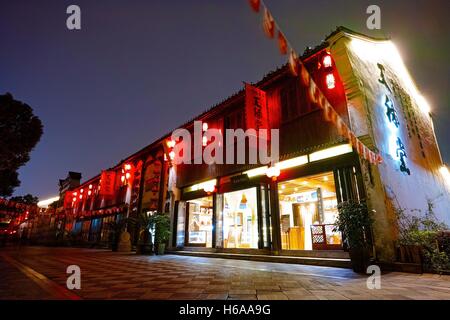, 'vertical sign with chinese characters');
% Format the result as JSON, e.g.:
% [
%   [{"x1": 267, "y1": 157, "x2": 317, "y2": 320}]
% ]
[
  {"x1": 141, "y1": 160, "x2": 162, "y2": 212},
  {"x1": 245, "y1": 83, "x2": 269, "y2": 134},
  {"x1": 377, "y1": 63, "x2": 411, "y2": 175},
  {"x1": 99, "y1": 170, "x2": 116, "y2": 197}
]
